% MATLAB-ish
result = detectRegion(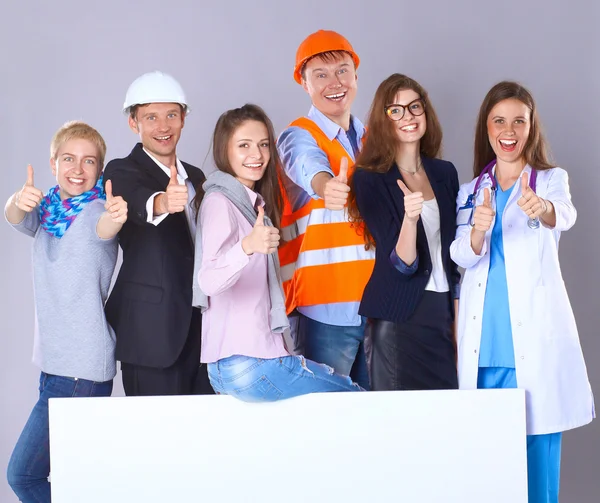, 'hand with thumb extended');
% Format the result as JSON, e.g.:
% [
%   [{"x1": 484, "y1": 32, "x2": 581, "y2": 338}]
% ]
[
  {"x1": 323, "y1": 157, "x2": 351, "y2": 210},
  {"x1": 472, "y1": 187, "x2": 495, "y2": 233},
  {"x1": 14, "y1": 164, "x2": 43, "y2": 212},
  {"x1": 397, "y1": 178, "x2": 424, "y2": 223},
  {"x1": 104, "y1": 179, "x2": 128, "y2": 224},
  {"x1": 242, "y1": 206, "x2": 280, "y2": 255},
  {"x1": 517, "y1": 171, "x2": 546, "y2": 219},
  {"x1": 169, "y1": 165, "x2": 179, "y2": 185},
  {"x1": 337, "y1": 157, "x2": 349, "y2": 184},
  {"x1": 160, "y1": 165, "x2": 188, "y2": 214}
]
